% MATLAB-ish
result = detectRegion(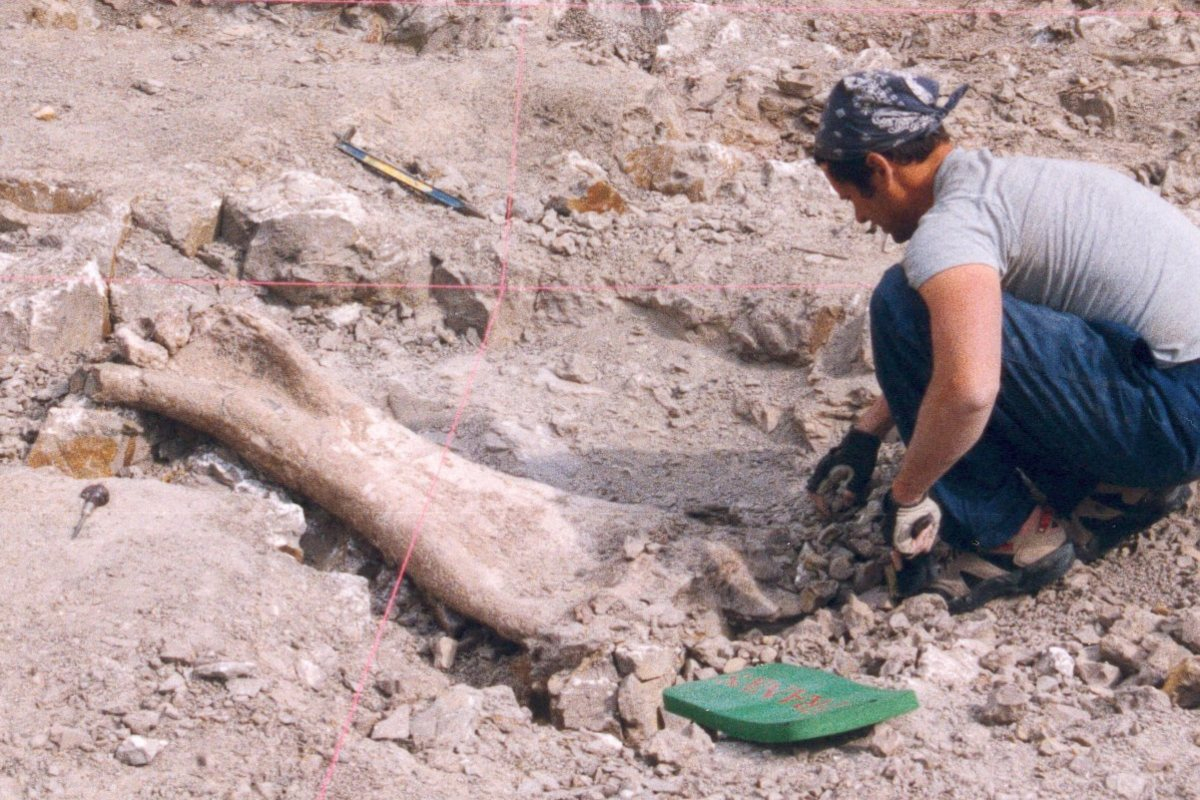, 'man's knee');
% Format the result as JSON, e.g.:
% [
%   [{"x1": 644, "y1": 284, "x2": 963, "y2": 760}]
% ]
[{"x1": 869, "y1": 264, "x2": 923, "y2": 333}]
